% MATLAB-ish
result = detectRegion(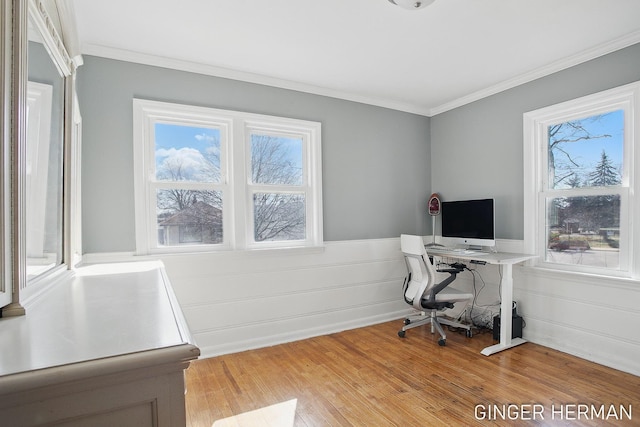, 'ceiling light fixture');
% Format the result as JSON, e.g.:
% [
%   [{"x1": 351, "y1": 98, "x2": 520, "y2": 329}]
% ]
[{"x1": 388, "y1": 0, "x2": 436, "y2": 10}]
